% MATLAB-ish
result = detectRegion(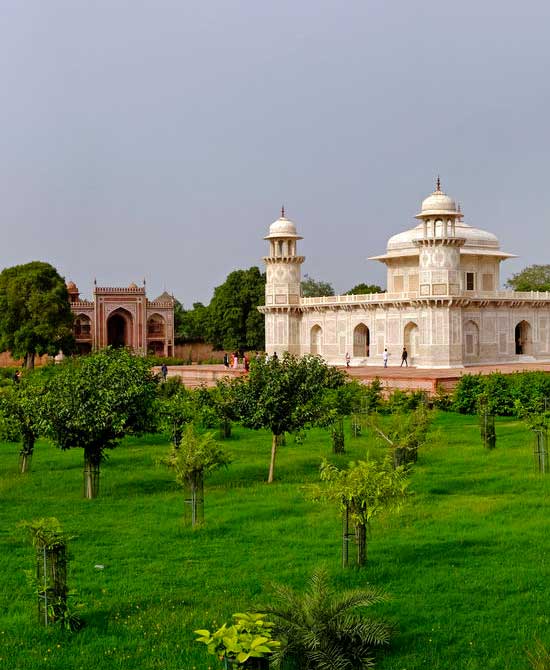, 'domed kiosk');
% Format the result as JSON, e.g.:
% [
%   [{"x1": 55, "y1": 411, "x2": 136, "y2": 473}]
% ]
[{"x1": 260, "y1": 181, "x2": 550, "y2": 368}]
